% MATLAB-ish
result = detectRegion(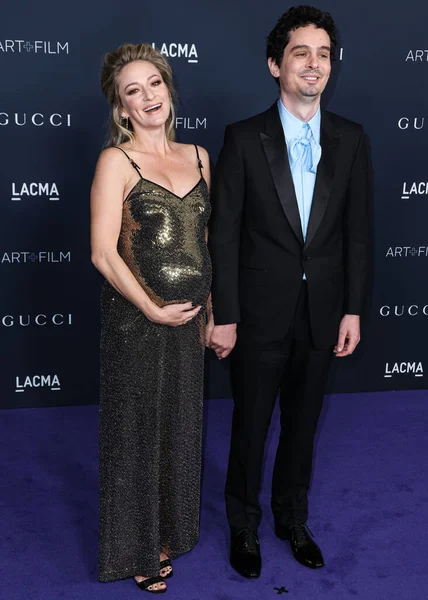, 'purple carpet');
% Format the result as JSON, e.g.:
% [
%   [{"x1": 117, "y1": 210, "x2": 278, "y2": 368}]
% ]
[{"x1": 1, "y1": 391, "x2": 428, "y2": 600}]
